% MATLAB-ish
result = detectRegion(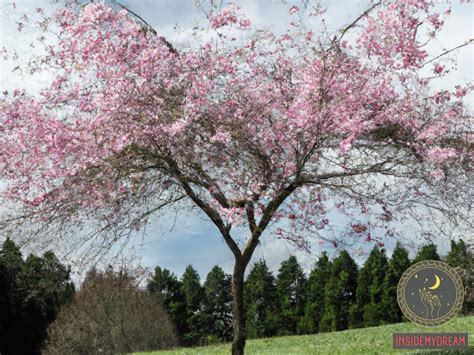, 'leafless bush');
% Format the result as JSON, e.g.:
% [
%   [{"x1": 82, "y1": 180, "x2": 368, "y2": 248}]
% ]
[{"x1": 43, "y1": 267, "x2": 178, "y2": 354}]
